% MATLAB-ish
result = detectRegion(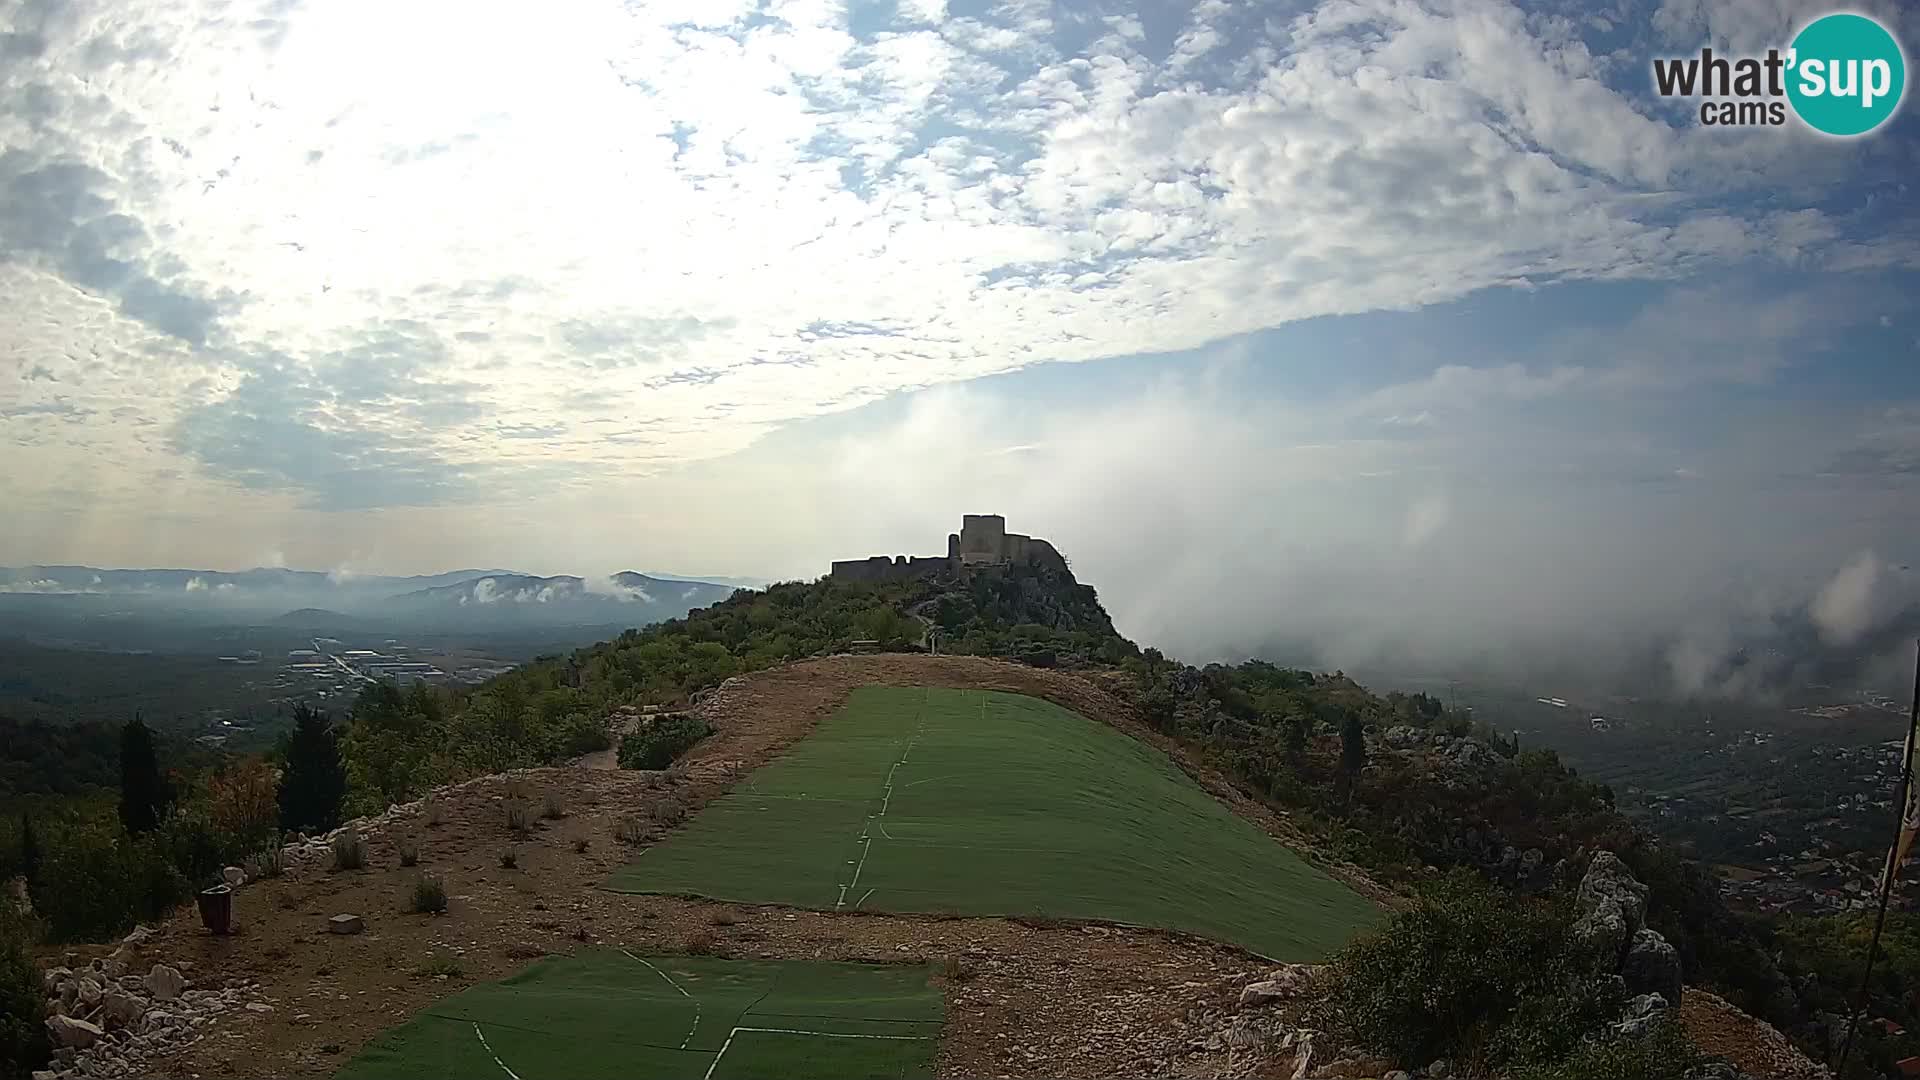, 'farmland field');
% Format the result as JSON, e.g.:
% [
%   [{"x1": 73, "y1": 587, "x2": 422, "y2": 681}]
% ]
[
  {"x1": 607, "y1": 686, "x2": 1380, "y2": 960},
  {"x1": 334, "y1": 950, "x2": 943, "y2": 1080}
]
